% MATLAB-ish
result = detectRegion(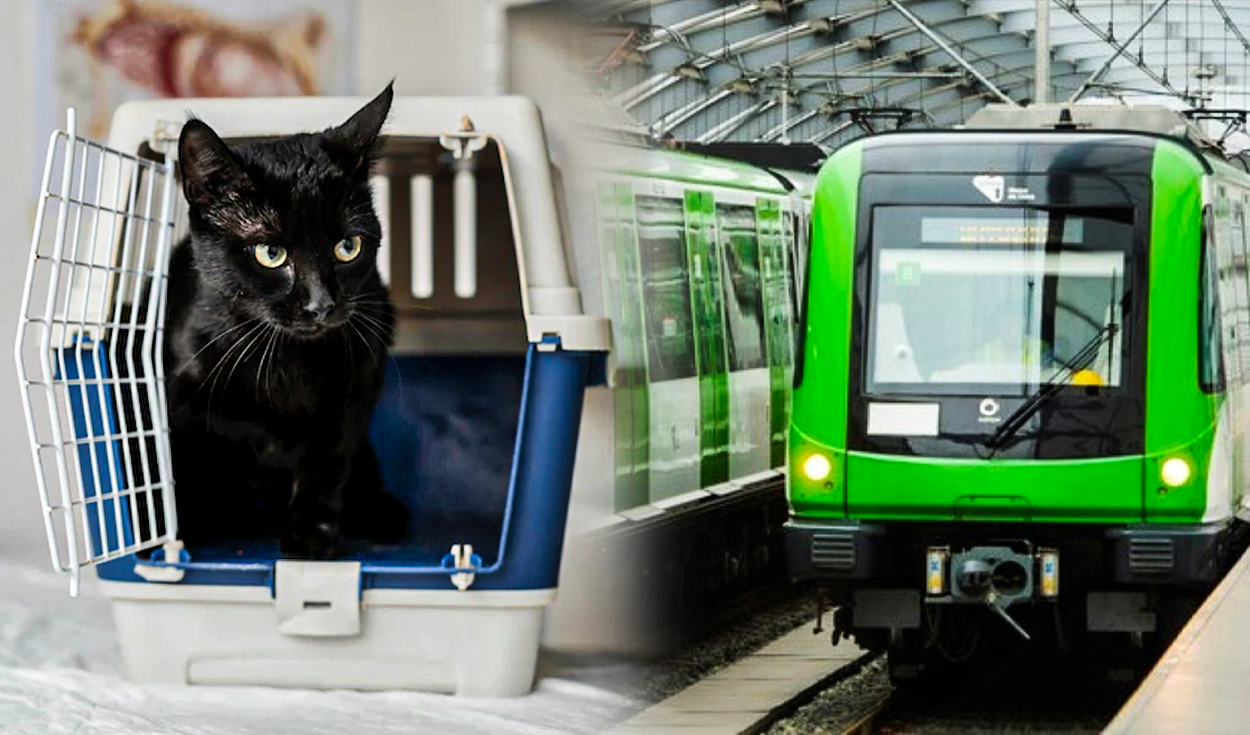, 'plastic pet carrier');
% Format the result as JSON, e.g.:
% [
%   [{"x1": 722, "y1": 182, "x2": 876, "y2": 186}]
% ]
[{"x1": 14, "y1": 98, "x2": 609, "y2": 695}]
